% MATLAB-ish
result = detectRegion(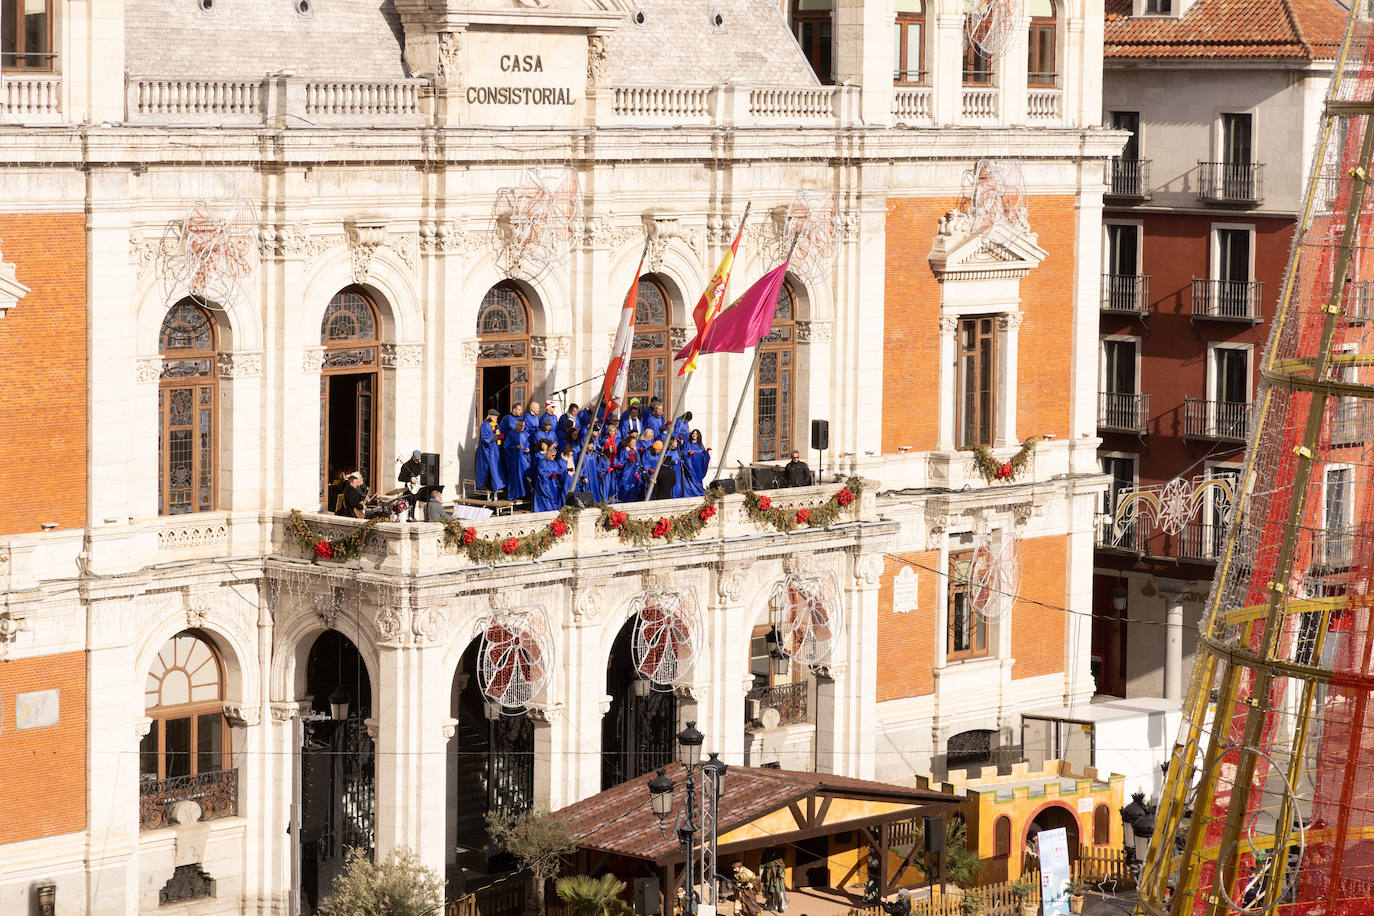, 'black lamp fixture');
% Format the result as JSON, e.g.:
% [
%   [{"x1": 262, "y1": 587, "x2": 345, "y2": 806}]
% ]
[
  {"x1": 677, "y1": 720, "x2": 705, "y2": 766},
  {"x1": 1112, "y1": 585, "x2": 1128, "y2": 612},
  {"x1": 765, "y1": 627, "x2": 791, "y2": 677},
  {"x1": 1121, "y1": 790, "x2": 1147, "y2": 850},
  {"x1": 1133, "y1": 808, "x2": 1157, "y2": 864},
  {"x1": 648, "y1": 768, "x2": 674, "y2": 823},
  {"x1": 702, "y1": 751, "x2": 728, "y2": 798},
  {"x1": 328, "y1": 687, "x2": 351, "y2": 721}
]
